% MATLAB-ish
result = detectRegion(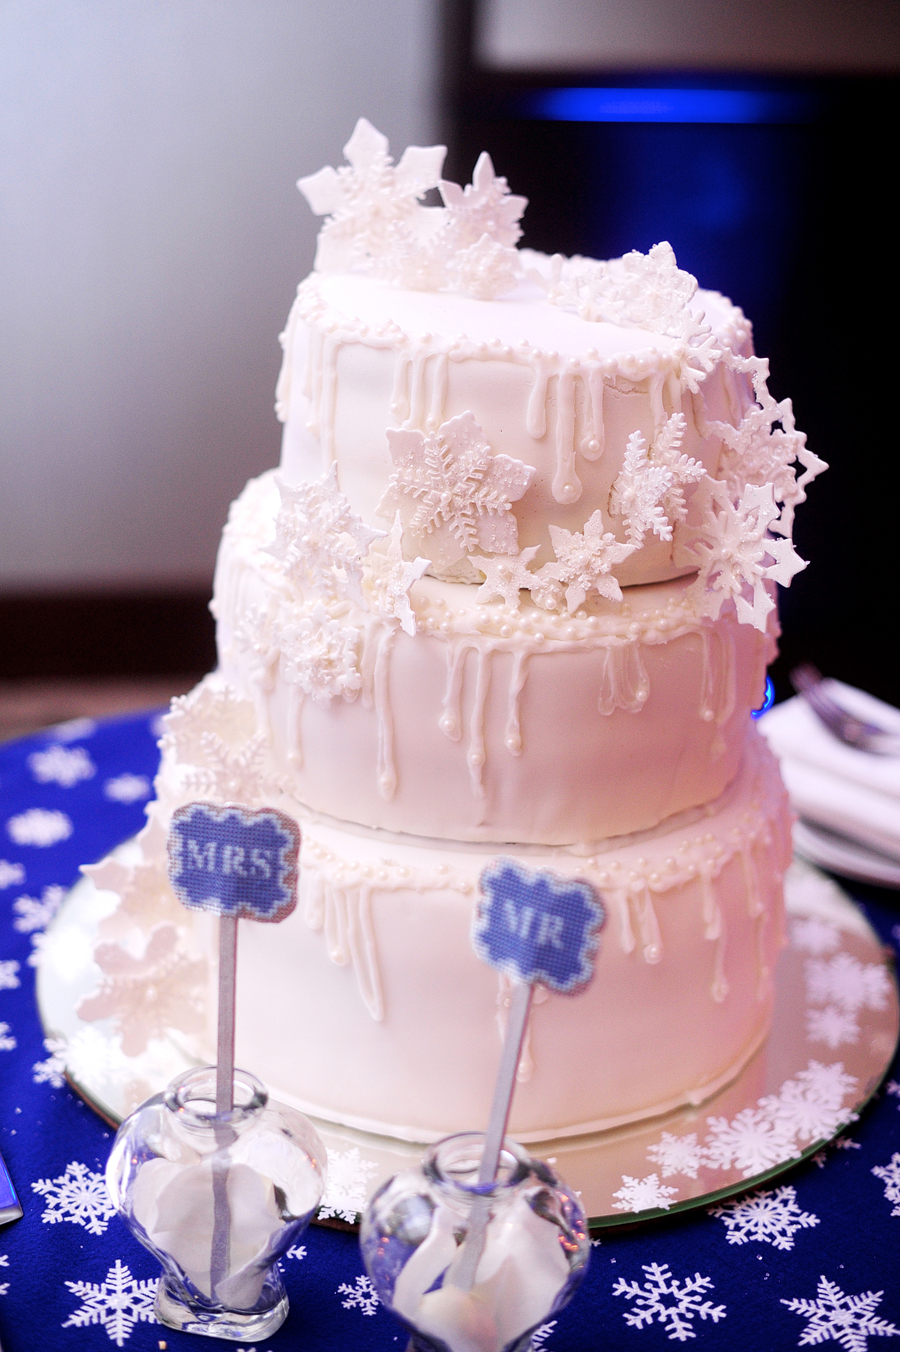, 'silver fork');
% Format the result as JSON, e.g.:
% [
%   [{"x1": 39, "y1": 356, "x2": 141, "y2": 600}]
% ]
[{"x1": 790, "y1": 664, "x2": 900, "y2": 756}]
